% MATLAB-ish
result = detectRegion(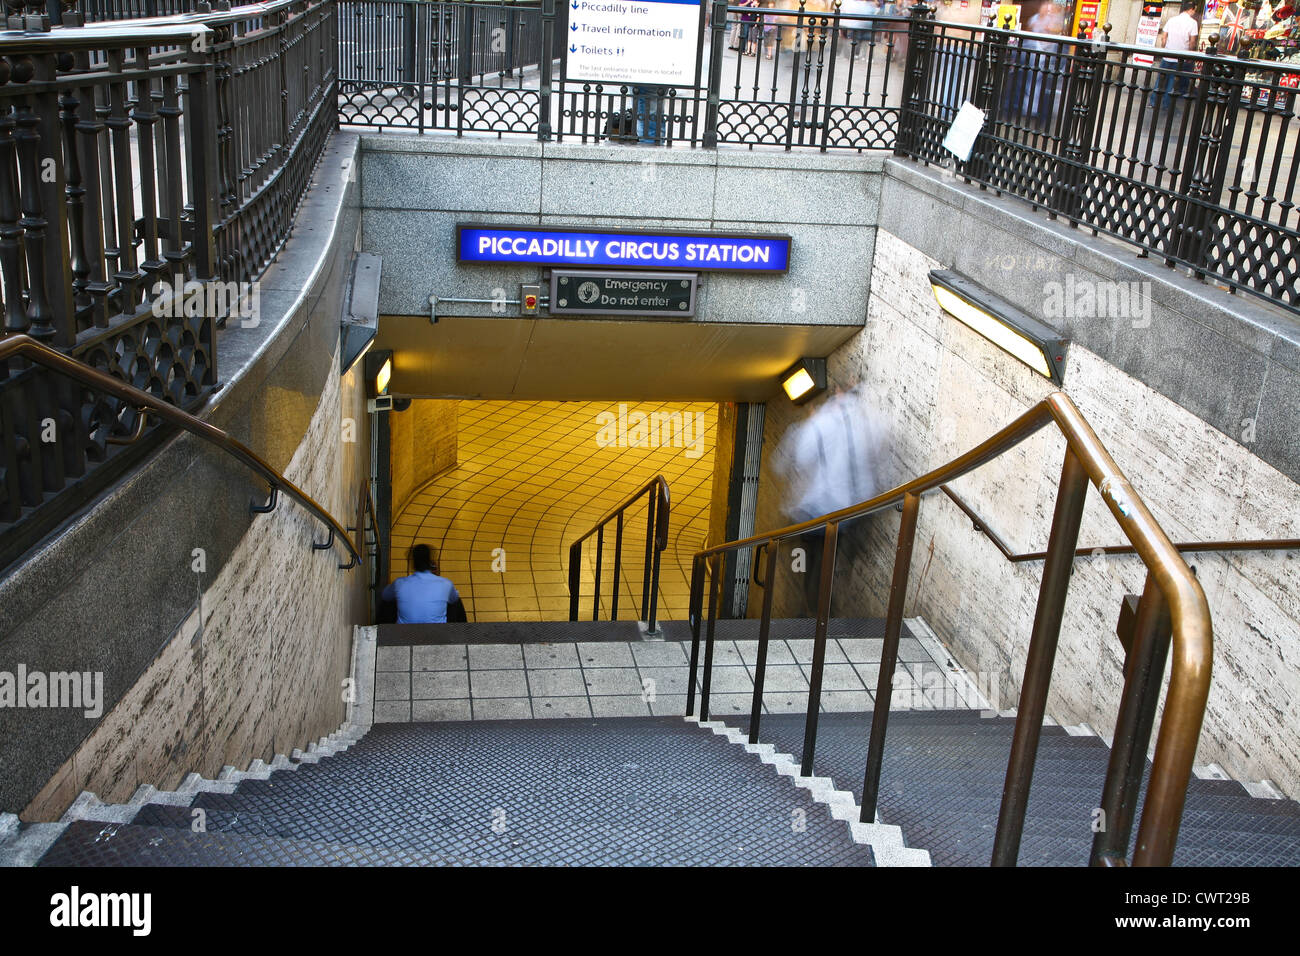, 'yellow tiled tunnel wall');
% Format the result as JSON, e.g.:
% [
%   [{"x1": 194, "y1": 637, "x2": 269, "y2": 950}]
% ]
[{"x1": 390, "y1": 400, "x2": 719, "y2": 622}]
